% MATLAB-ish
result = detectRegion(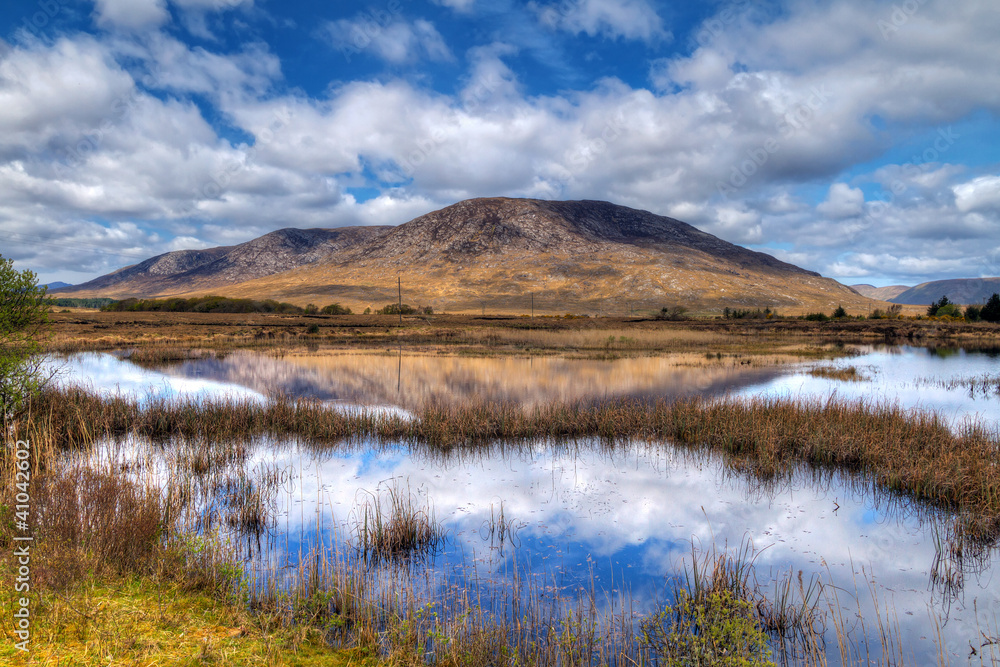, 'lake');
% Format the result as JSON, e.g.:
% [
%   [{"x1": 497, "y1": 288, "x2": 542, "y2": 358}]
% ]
[{"x1": 50, "y1": 345, "x2": 1000, "y2": 664}]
